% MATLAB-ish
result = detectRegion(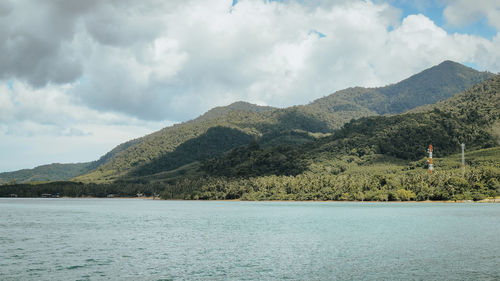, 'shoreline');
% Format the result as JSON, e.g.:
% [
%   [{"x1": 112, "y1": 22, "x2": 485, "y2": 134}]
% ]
[{"x1": 2, "y1": 197, "x2": 499, "y2": 203}]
